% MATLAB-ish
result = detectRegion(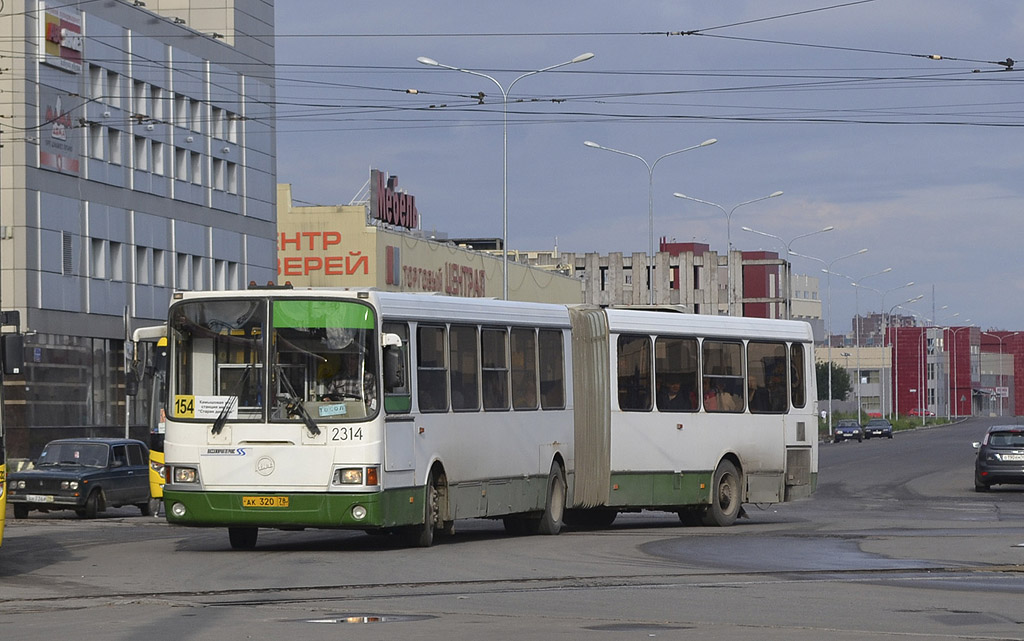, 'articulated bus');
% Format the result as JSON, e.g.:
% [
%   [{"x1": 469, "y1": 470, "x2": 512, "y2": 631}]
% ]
[{"x1": 155, "y1": 287, "x2": 817, "y2": 549}]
